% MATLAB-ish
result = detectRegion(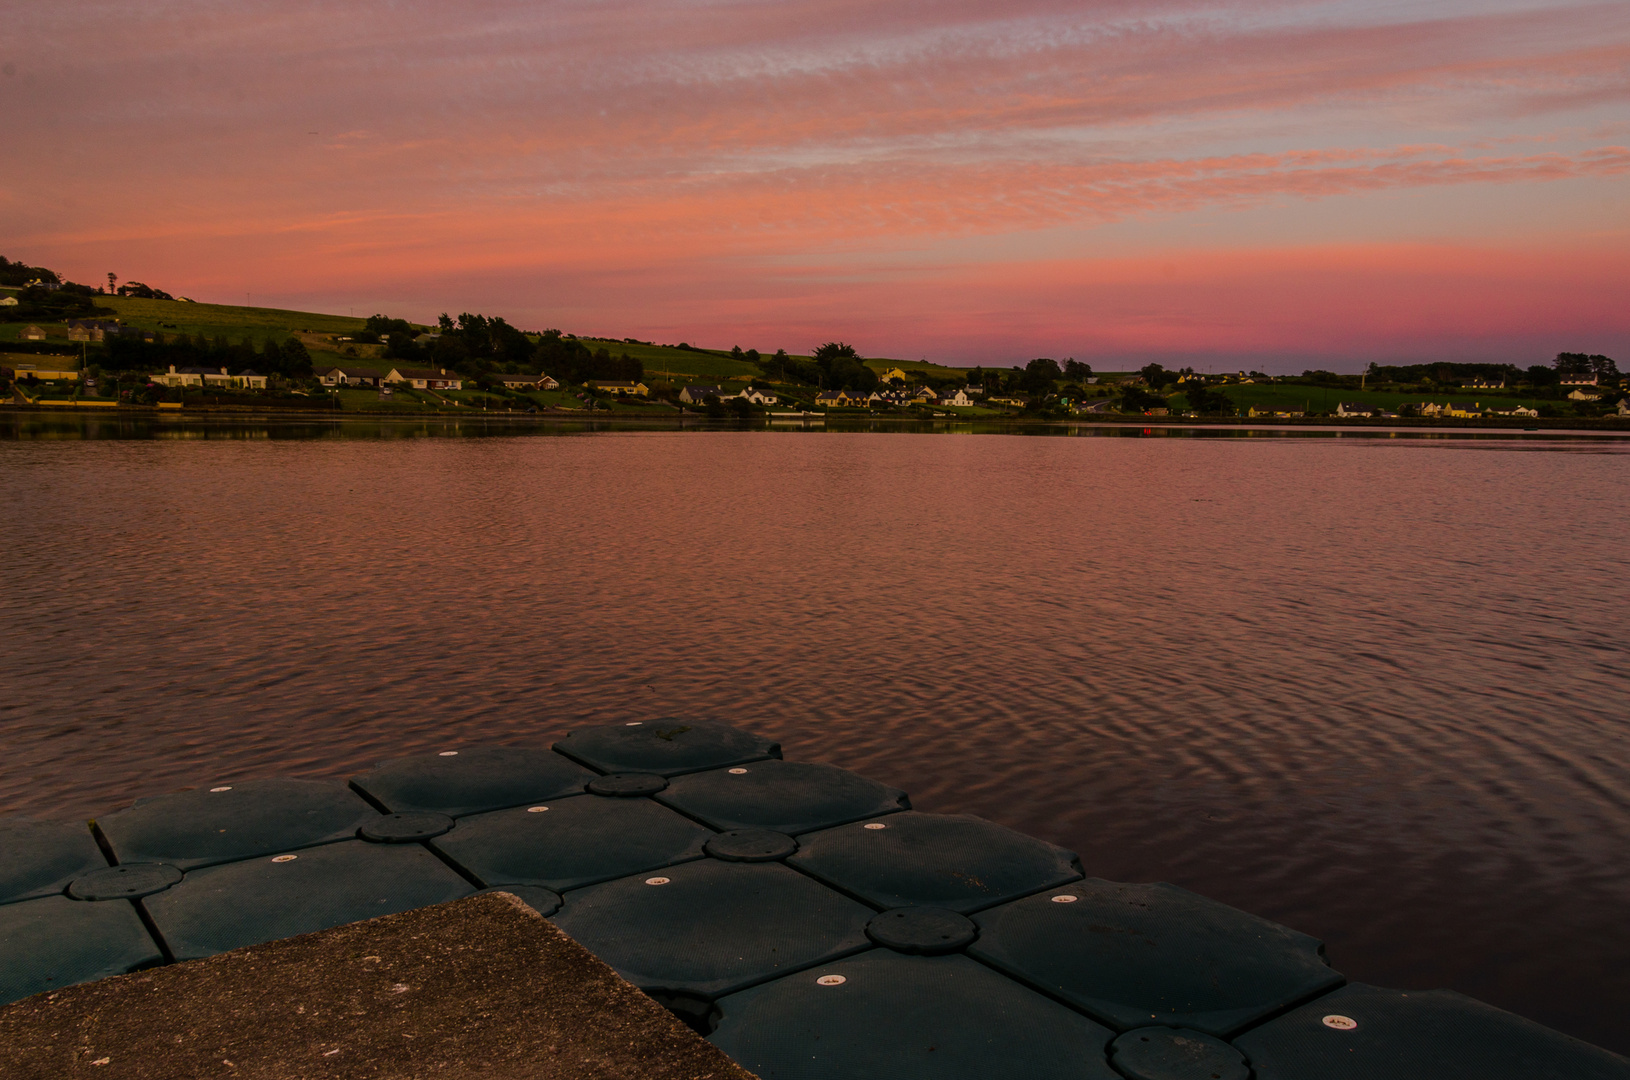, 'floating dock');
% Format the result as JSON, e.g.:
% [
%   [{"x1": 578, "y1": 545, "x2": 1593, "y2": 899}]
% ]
[{"x1": 2, "y1": 721, "x2": 1625, "y2": 1078}]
